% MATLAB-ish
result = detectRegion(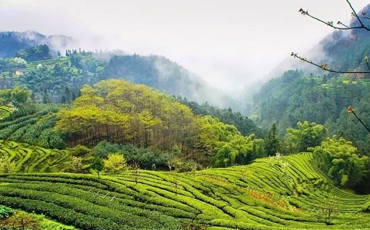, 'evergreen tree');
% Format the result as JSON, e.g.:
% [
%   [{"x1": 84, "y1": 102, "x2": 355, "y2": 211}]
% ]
[
  {"x1": 265, "y1": 123, "x2": 279, "y2": 156},
  {"x1": 64, "y1": 86, "x2": 71, "y2": 103}
]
